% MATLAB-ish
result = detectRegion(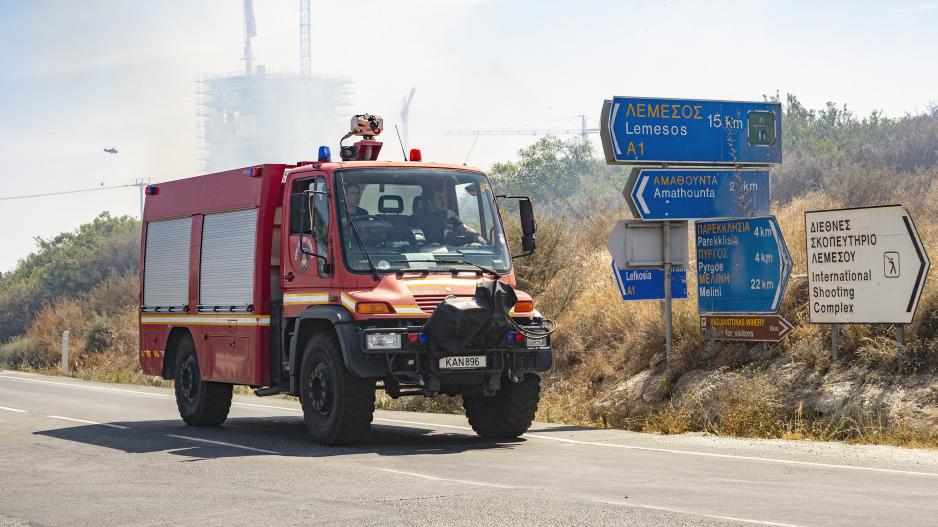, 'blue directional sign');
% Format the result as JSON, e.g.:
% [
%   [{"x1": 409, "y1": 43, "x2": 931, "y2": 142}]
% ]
[
  {"x1": 695, "y1": 217, "x2": 792, "y2": 313},
  {"x1": 626, "y1": 168, "x2": 770, "y2": 220},
  {"x1": 612, "y1": 262, "x2": 688, "y2": 302},
  {"x1": 601, "y1": 97, "x2": 782, "y2": 165}
]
